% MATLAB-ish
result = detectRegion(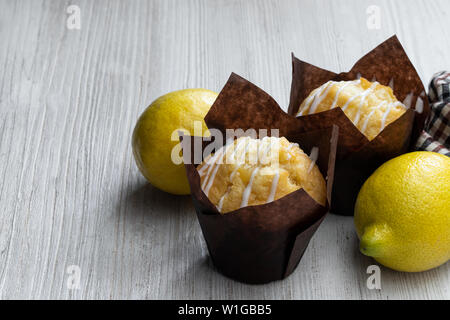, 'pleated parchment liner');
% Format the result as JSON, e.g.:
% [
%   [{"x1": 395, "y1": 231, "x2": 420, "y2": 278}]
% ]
[
  {"x1": 287, "y1": 35, "x2": 430, "y2": 216},
  {"x1": 181, "y1": 73, "x2": 338, "y2": 284}
]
